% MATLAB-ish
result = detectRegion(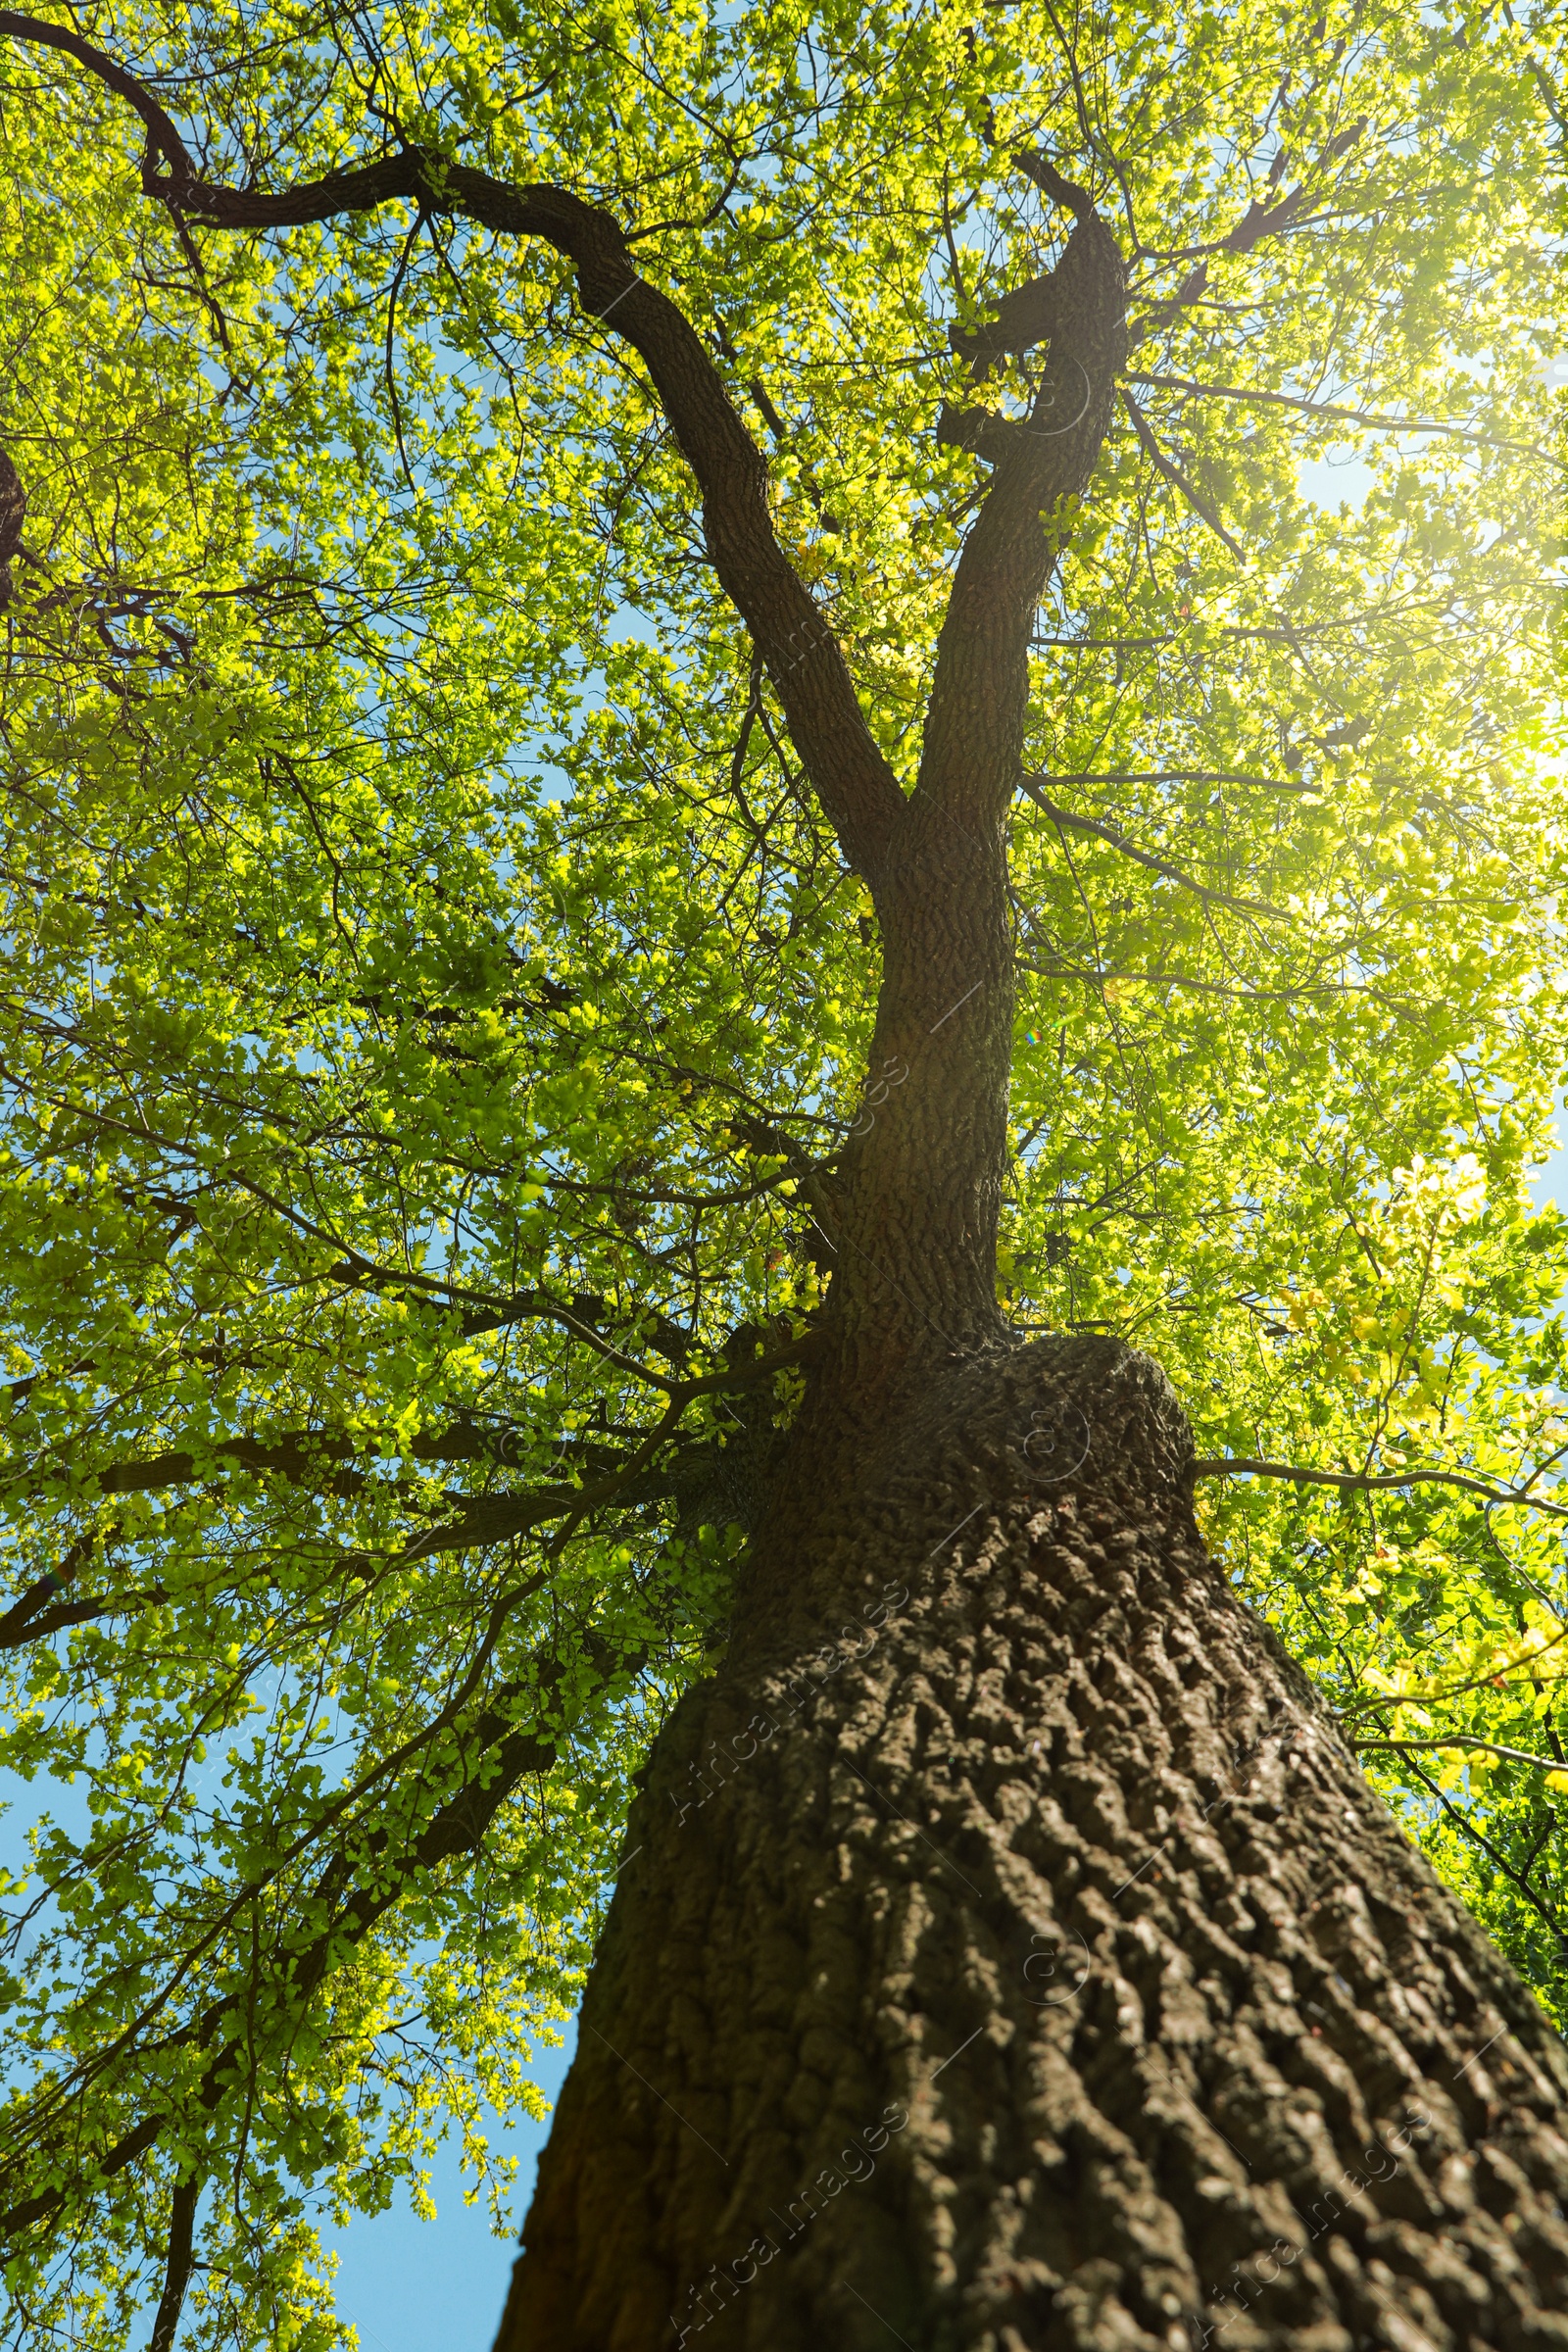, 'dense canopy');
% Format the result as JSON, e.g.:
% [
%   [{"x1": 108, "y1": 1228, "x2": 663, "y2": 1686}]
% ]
[{"x1": 0, "y1": 0, "x2": 1564, "y2": 2344}]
